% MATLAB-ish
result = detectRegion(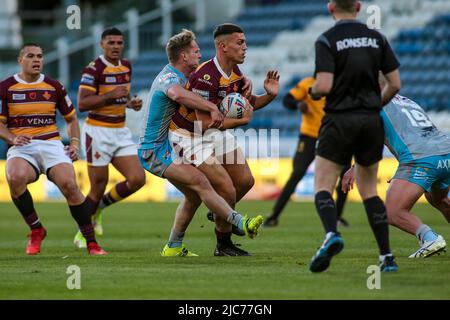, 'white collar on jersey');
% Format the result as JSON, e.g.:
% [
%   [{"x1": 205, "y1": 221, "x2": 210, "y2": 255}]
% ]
[
  {"x1": 14, "y1": 73, "x2": 45, "y2": 84},
  {"x1": 99, "y1": 55, "x2": 122, "y2": 67},
  {"x1": 213, "y1": 56, "x2": 231, "y2": 80}
]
